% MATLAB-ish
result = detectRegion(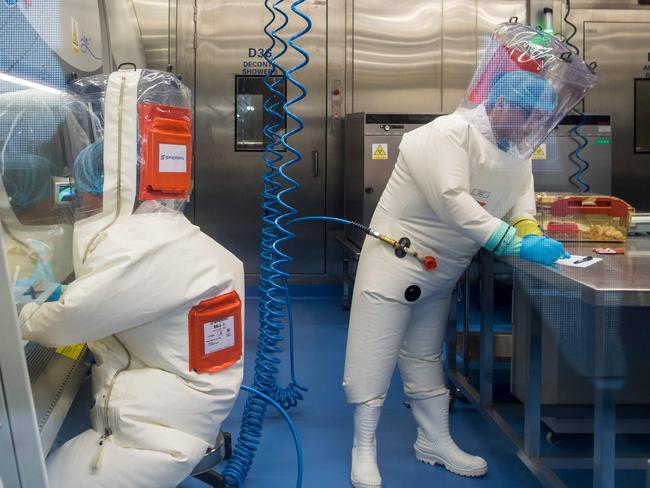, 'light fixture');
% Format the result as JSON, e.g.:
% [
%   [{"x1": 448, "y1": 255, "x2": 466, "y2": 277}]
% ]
[{"x1": 0, "y1": 72, "x2": 62, "y2": 95}]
